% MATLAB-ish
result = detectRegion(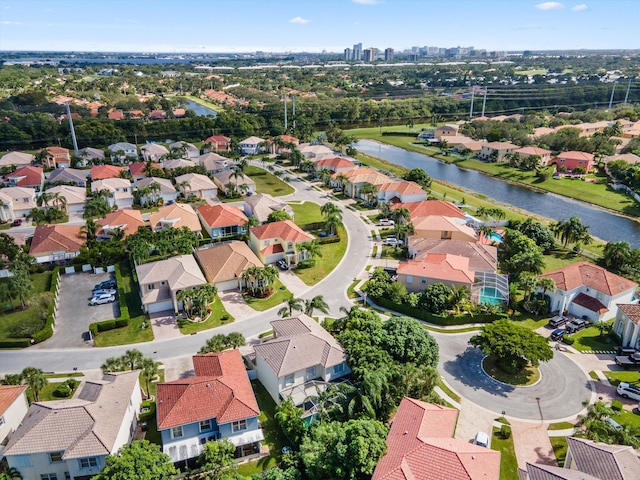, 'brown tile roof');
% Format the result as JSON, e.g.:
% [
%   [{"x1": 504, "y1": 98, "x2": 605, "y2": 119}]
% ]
[
  {"x1": 0, "y1": 385, "x2": 27, "y2": 415},
  {"x1": 392, "y1": 200, "x2": 466, "y2": 220},
  {"x1": 46, "y1": 147, "x2": 70, "y2": 155},
  {"x1": 197, "y1": 204, "x2": 248, "y2": 228},
  {"x1": 253, "y1": 314, "x2": 347, "y2": 377},
  {"x1": 373, "y1": 397, "x2": 500, "y2": 480},
  {"x1": 539, "y1": 262, "x2": 637, "y2": 296},
  {"x1": 91, "y1": 164, "x2": 124, "y2": 180},
  {"x1": 484, "y1": 141, "x2": 519, "y2": 150},
  {"x1": 96, "y1": 209, "x2": 145, "y2": 237},
  {"x1": 618, "y1": 304, "x2": 640, "y2": 325},
  {"x1": 315, "y1": 157, "x2": 357, "y2": 169},
  {"x1": 565, "y1": 437, "x2": 640, "y2": 480},
  {"x1": 409, "y1": 238, "x2": 497, "y2": 272},
  {"x1": 148, "y1": 203, "x2": 202, "y2": 232},
  {"x1": 136, "y1": 254, "x2": 206, "y2": 291},
  {"x1": 195, "y1": 241, "x2": 263, "y2": 284},
  {"x1": 156, "y1": 350, "x2": 259, "y2": 430},
  {"x1": 333, "y1": 167, "x2": 392, "y2": 186},
  {"x1": 398, "y1": 254, "x2": 475, "y2": 284},
  {"x1": 571, "y1": 292, "x2": 608, "y2": 314},
  {"x1": 203, "y1": 135, "x2": 231, "y2": 144},
  {"x1": 522, "y1": 463, "x2": 601, "y2": 480},
  {"x1": 515, "y1": 146, "x2": 552, "y2": 156},
  {"x1": 378, "y1": 180, "x2": 427, "y2": 197},
  {"x1": 250, "y1": 220, "x2": 314, "y2": 243},
  {"x1": 29, "y1": 225, "x2": 86, "y2": 256},
  {"x1": 556, "y1": 151, "x2": 594, "y2": 161}
]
